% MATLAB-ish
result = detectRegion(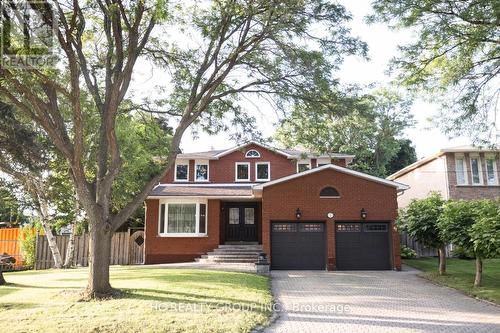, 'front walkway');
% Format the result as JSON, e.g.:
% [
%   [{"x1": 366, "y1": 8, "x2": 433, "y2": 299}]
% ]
[{"x1": 265, "y1": 267, "x2": 500, "y2": 333}]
